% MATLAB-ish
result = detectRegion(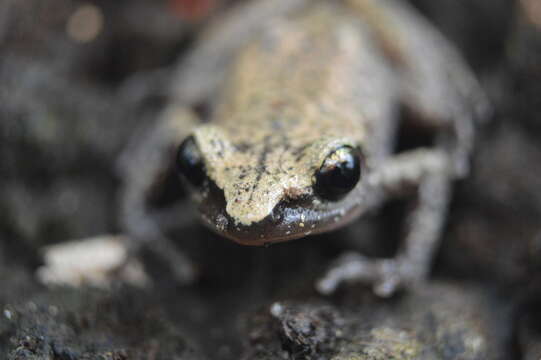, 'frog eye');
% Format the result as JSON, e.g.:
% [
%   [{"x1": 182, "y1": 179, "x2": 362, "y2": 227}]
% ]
[
  {"x1": 176, "y1": 136, "x2": 207, "y2": 188},
  {"x1": 314, "y1": 146, "x2": 362, "y2": 201}
]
